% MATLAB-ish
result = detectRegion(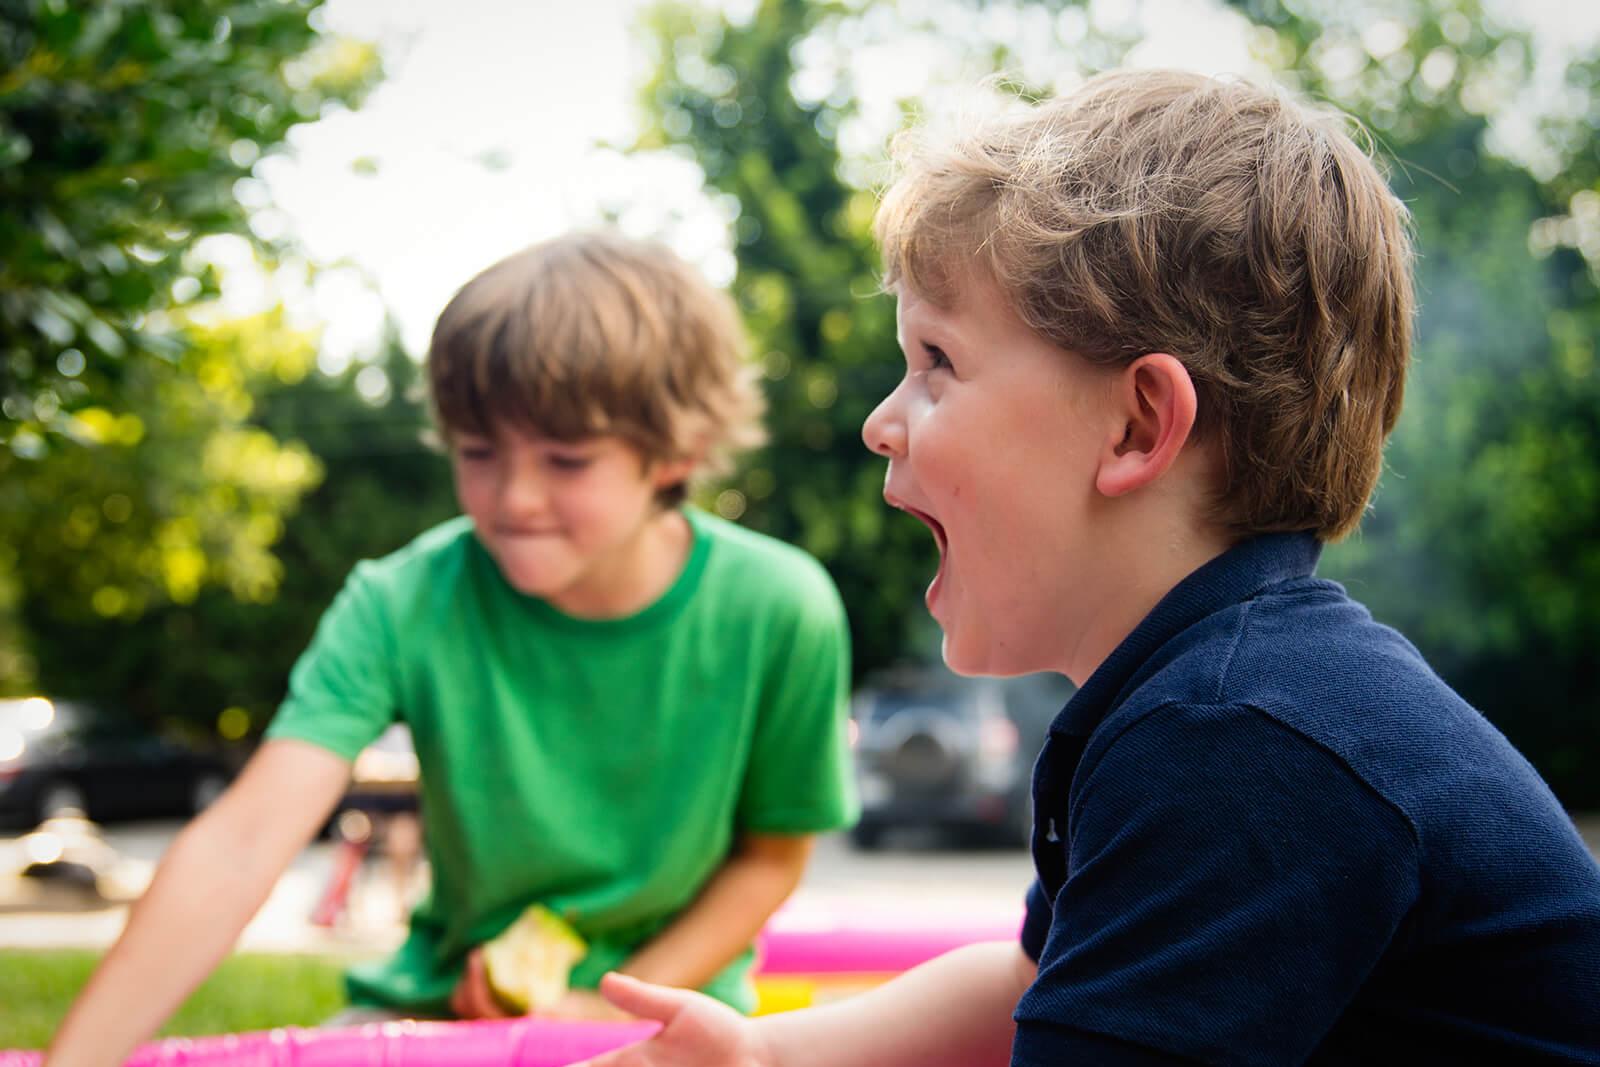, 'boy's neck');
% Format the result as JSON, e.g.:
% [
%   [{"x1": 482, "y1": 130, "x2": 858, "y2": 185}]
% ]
[
  {"x1": 1063, "y1": 490, "x2": 1235, "y2": 687},
  {"x1": 547, "y1": 507, "x2": 694, "y2": 620}
]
